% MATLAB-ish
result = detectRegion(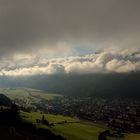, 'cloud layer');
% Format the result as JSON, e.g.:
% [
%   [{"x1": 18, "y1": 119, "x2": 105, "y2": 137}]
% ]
[
  {"x1": 0, "y1": 0, "x2": 140, "y2": 58},
  {"x1": 0, "y1": 0, "x2": 140, "y2": 76},
  {"x1": 0, "y1": 48, "x2": 140, "y2": 76}
]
